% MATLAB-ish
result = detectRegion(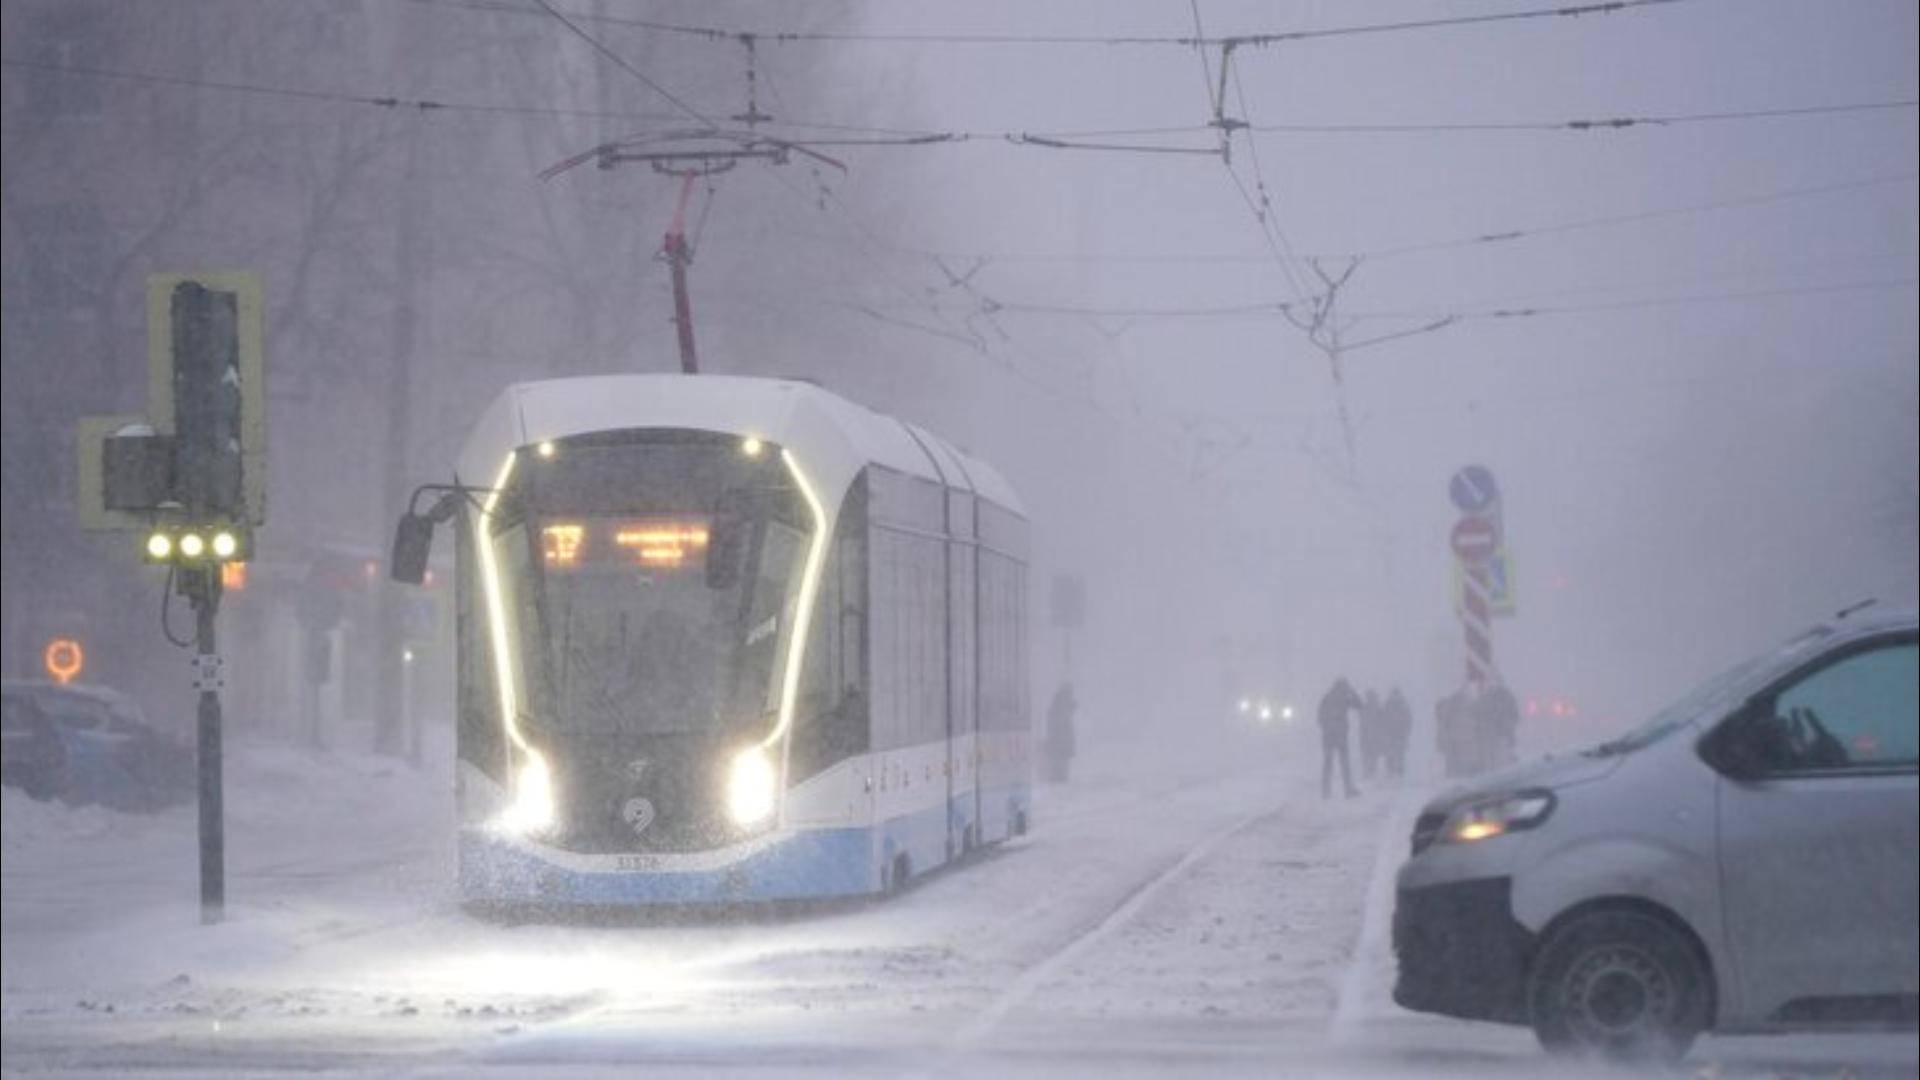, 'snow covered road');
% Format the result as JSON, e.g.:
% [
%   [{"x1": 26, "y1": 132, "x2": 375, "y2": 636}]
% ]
[{"x1": 4, "y1": 723, "x2": 1915, "y2": 1077}]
